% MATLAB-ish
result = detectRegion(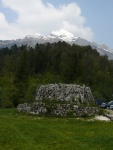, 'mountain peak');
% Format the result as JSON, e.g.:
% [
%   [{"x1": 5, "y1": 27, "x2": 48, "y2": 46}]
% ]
[
  {"x1": 49, "y1": 29, "x2": 78, "y2": 42},
  {"x1": 25, "y1": 29, "x2": 78, "y2": 42},
  {"x1": 51, "y1": 29, "x2": 74, "y2": 37}
]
